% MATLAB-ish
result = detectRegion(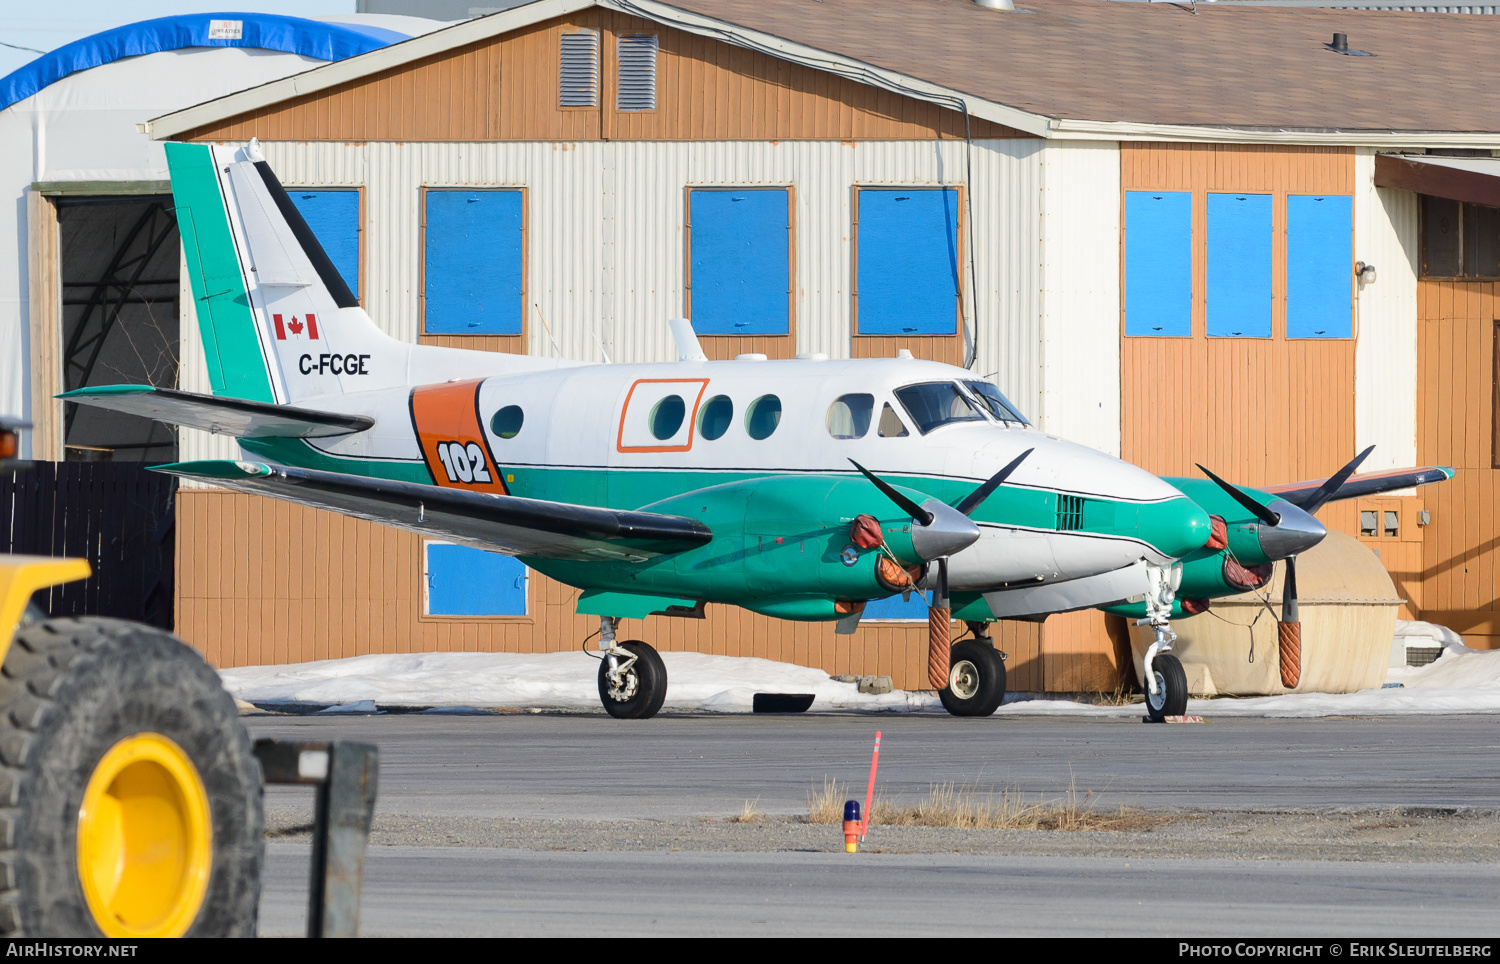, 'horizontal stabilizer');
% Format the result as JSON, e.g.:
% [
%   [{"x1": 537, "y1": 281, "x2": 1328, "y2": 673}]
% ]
[
  {"x1": 1263, "y1": 465, "x2": 1455, "y2": 507},
  {"x1": 58, "y1": 385, "x2": 373, "y2": 438},
  {"x1": 151, "y1": 460, "x2": 713, "y2": 562}
]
